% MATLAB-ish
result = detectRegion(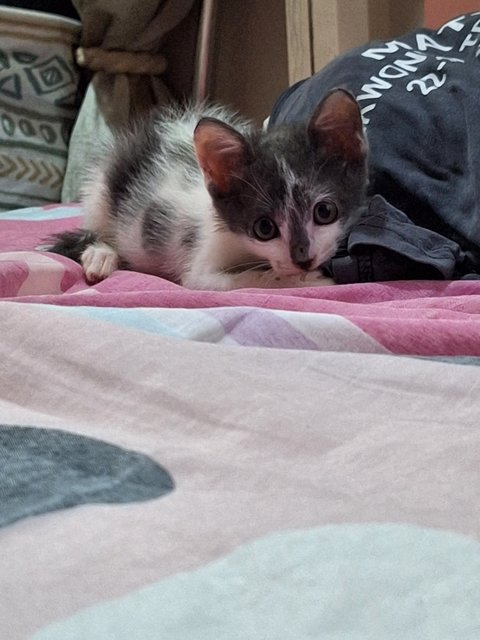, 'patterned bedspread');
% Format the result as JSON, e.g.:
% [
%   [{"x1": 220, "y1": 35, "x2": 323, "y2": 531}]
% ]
[{"x1": 2, "y1": 205, "x2": 480, "y2": 639}]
